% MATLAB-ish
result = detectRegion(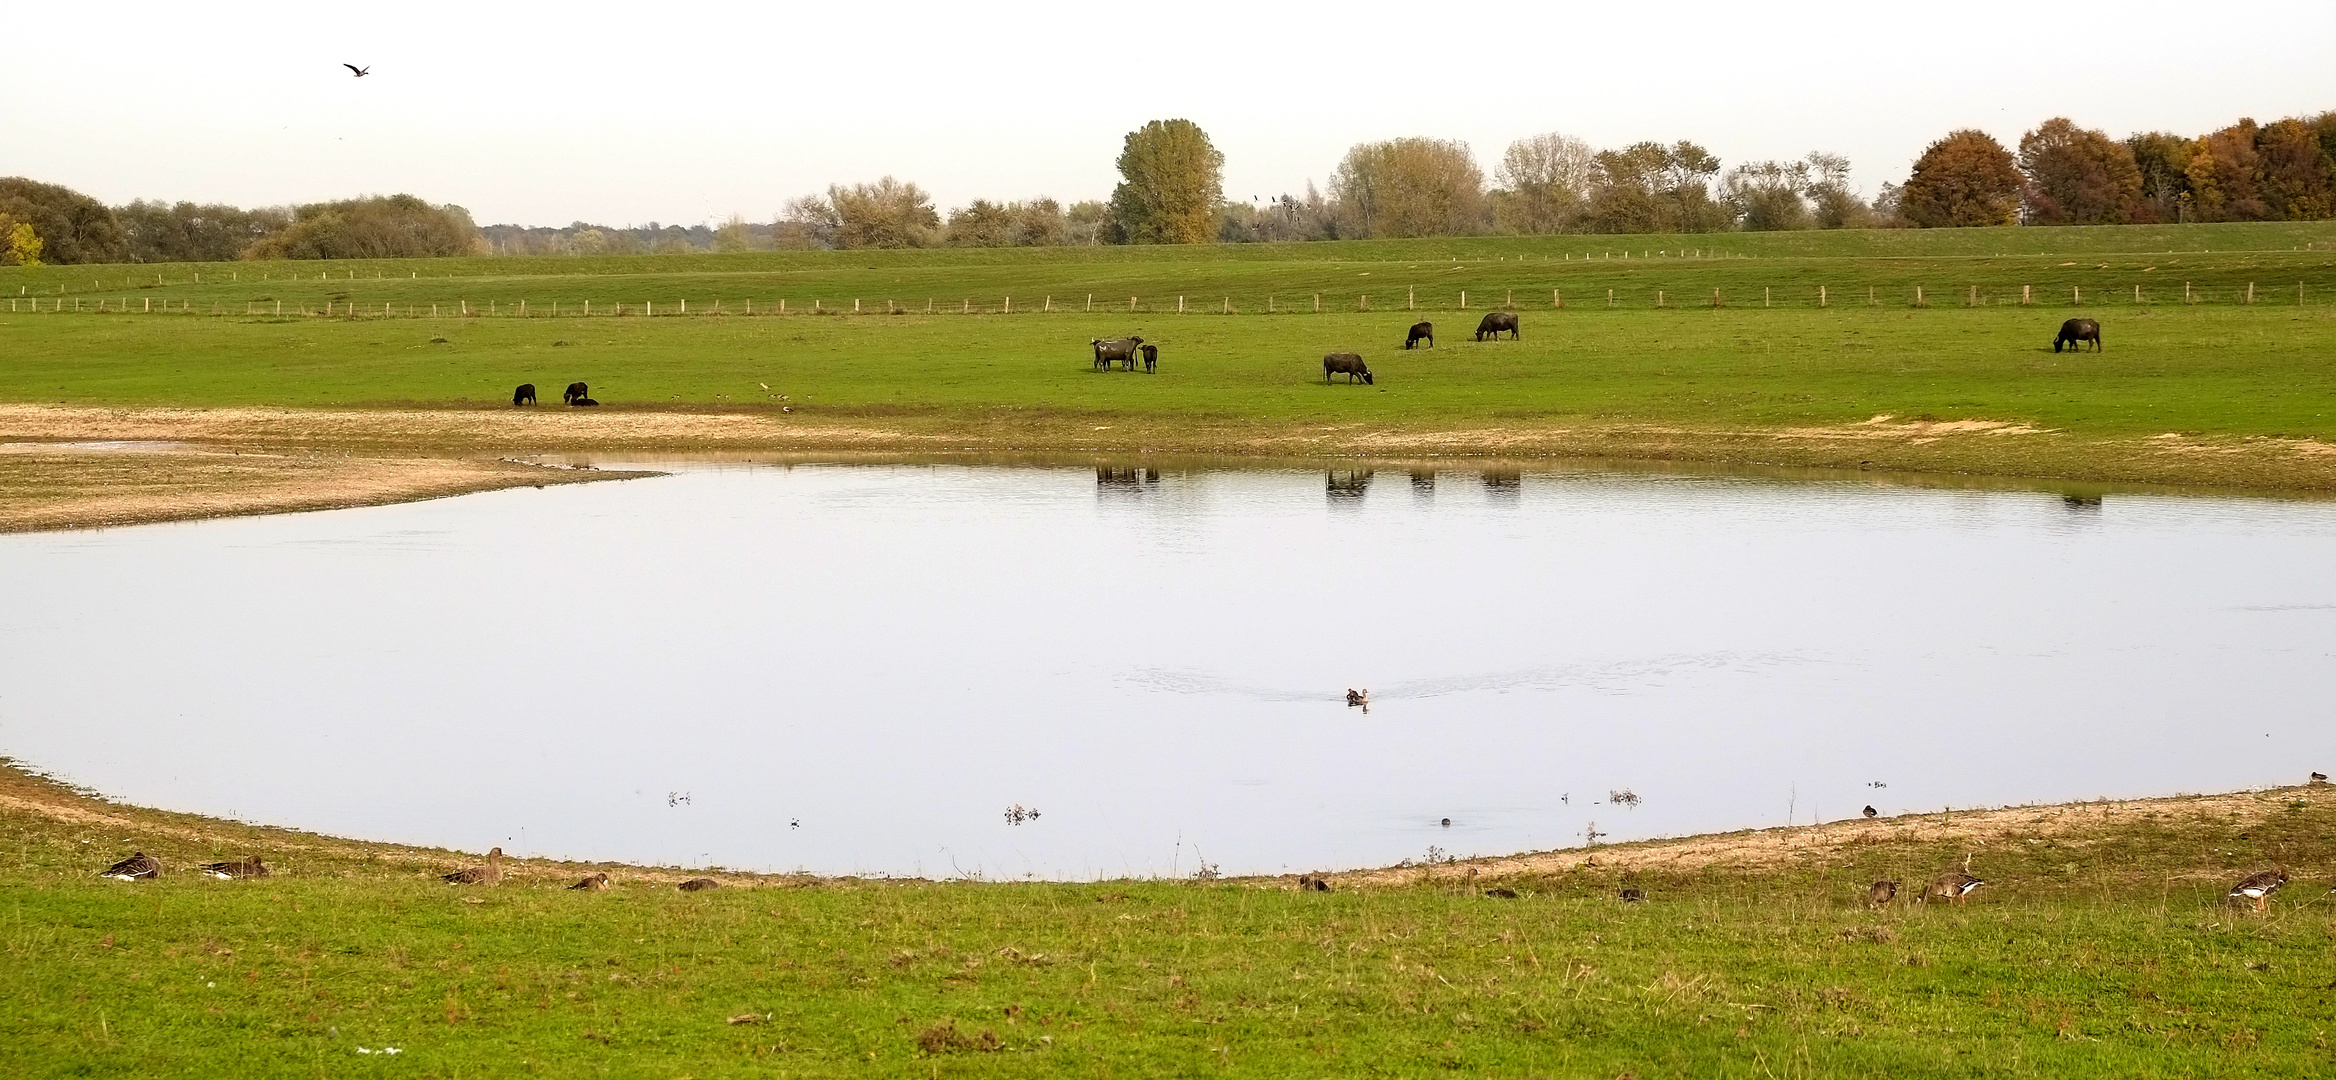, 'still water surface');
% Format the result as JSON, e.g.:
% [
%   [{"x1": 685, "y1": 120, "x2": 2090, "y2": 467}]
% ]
[{"x1": 3, "y1": 462, "x2": 2333, "y2": 878}]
